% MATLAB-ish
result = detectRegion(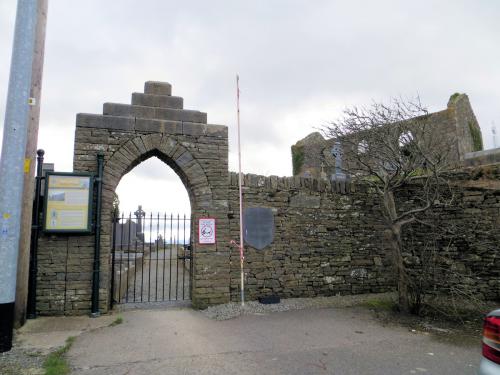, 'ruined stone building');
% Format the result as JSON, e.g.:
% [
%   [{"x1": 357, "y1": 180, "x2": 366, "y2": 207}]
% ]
[{"x1": 291, "y1": 93, "x2": 485, "y2": 179}]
